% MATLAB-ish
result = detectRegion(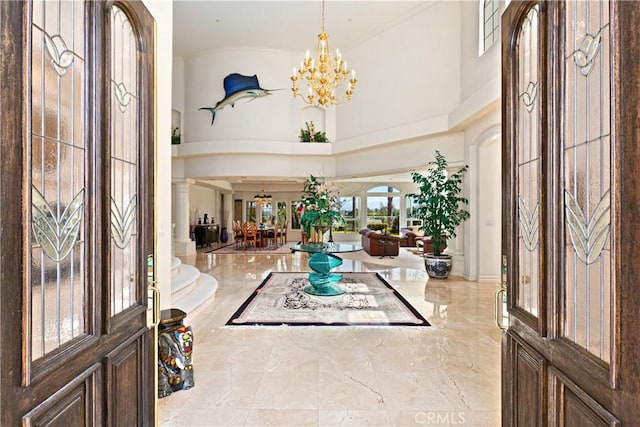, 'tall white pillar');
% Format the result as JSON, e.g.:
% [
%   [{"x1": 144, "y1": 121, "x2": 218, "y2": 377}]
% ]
[
  {"x1": 222, "y1": 191, "x2": 232, "y2": 233},
  {"x1": 173, "y1": 179, "x2": 196, "y2": 256}
]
